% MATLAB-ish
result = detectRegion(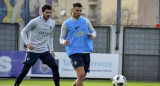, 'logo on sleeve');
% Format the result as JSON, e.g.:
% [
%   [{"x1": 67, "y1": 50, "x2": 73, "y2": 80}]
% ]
[{"x1": 49, "y1": 26, "x2": 52, "y2": 30}]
